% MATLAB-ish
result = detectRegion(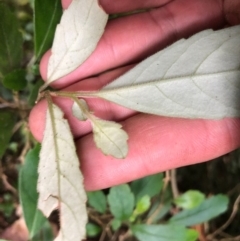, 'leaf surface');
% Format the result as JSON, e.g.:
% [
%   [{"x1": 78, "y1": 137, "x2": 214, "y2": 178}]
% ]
[
  {"x1": 96, "y1": 26, "x2": 240, "y2": 119},
  {"x1": 37, "y1": 101, "x2": 87, "y2": 241},
  {"x1": 108, "y1": 184, "x2": 135, "y2": 221},
  {"x1": 0, "y1": 111, "x2": 15, "y2": 158},
  {"x1": 87, "y1": 190, "x2": 107, "y2": 214},
  {"x1": 46, "y1": 0, "x2": 108, "y2": 84},
  {"x1": 72, "y1": 99, "x2": 128, "y2": 158},
  {"x1": 19, "y1": 145, "x2": 47, "y2": 238},
  {"x1": 131, "y1": 224, "x2": 198, "y2": 241},
  {"x1": 92, "y1": 119, "x2": 128, "y2": 159},
  {"x1": 0, "y1": 3, "x2": 22, "y2": 77},
  {"x1": 34, "y1": 0, "x2": 62, "y2": 61},
  {"x1": 169, "y1": 194, "x2": 229, "y2": 226},
  {"x1": 131, "y1": 173, "x2": 163, "y2": 203}
]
